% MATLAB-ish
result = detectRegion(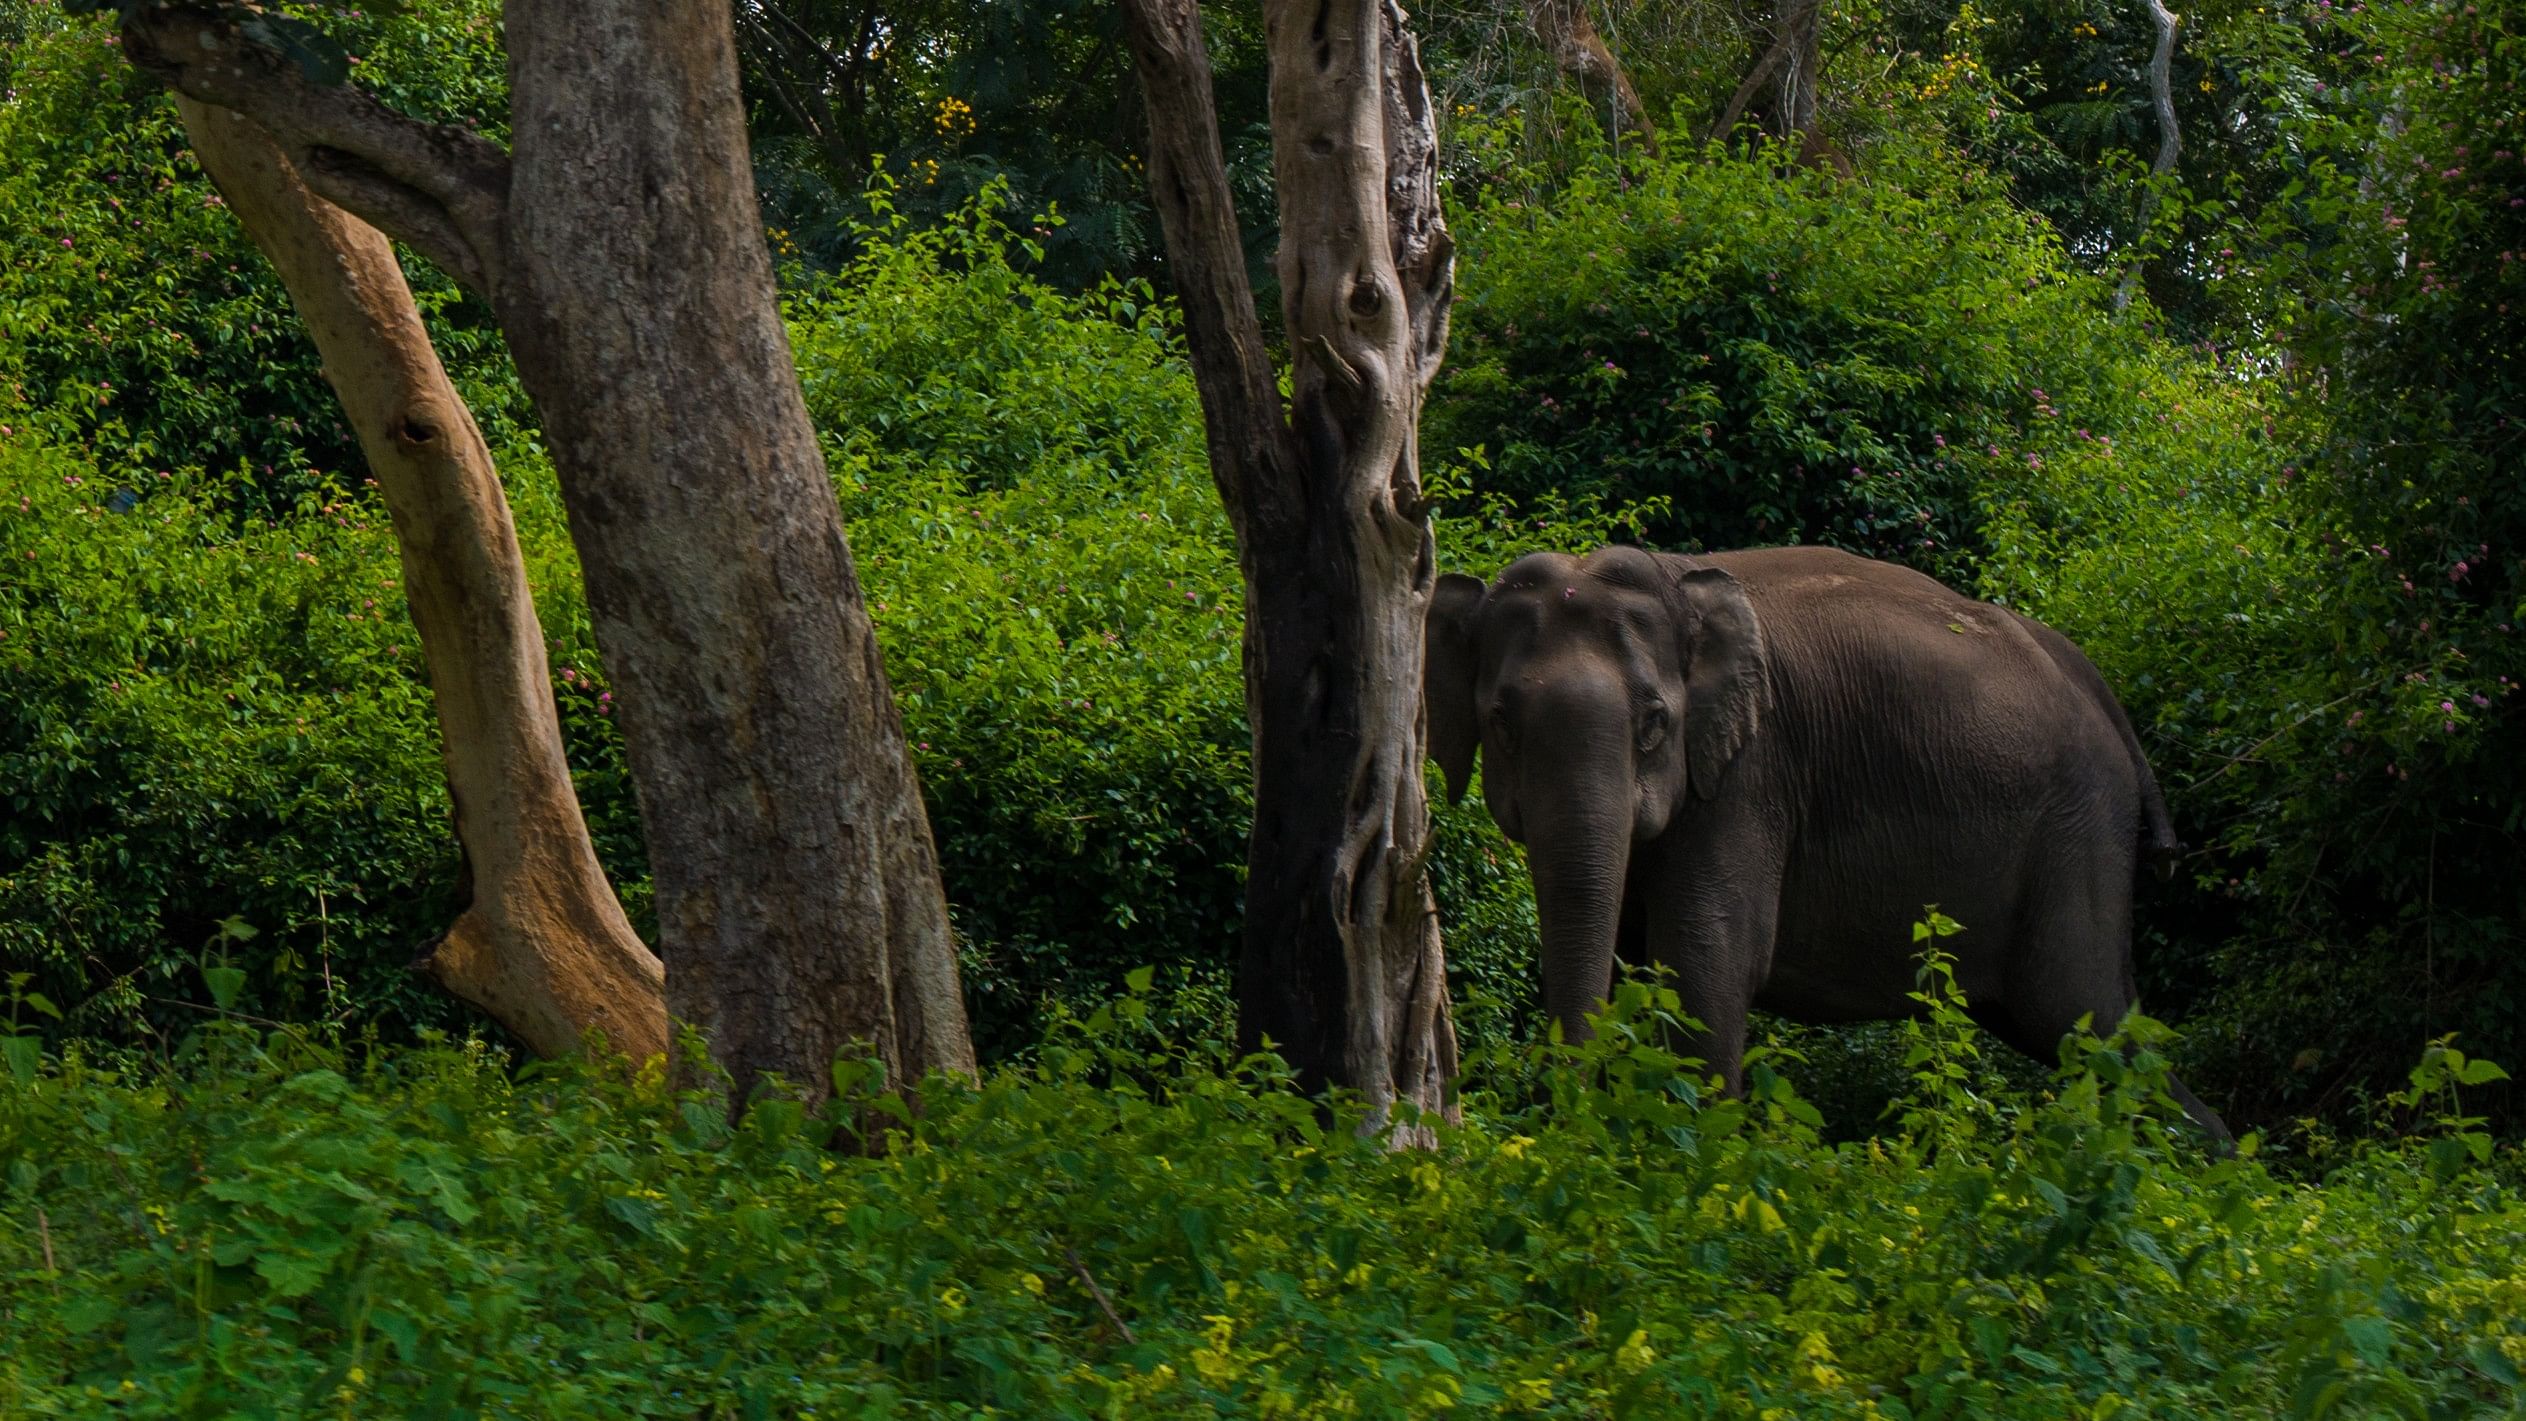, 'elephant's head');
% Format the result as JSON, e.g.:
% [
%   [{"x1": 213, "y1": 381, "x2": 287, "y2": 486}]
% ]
[{"x1": 1424, "y1": 546, "x2": 1770, "y2": 1033}]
